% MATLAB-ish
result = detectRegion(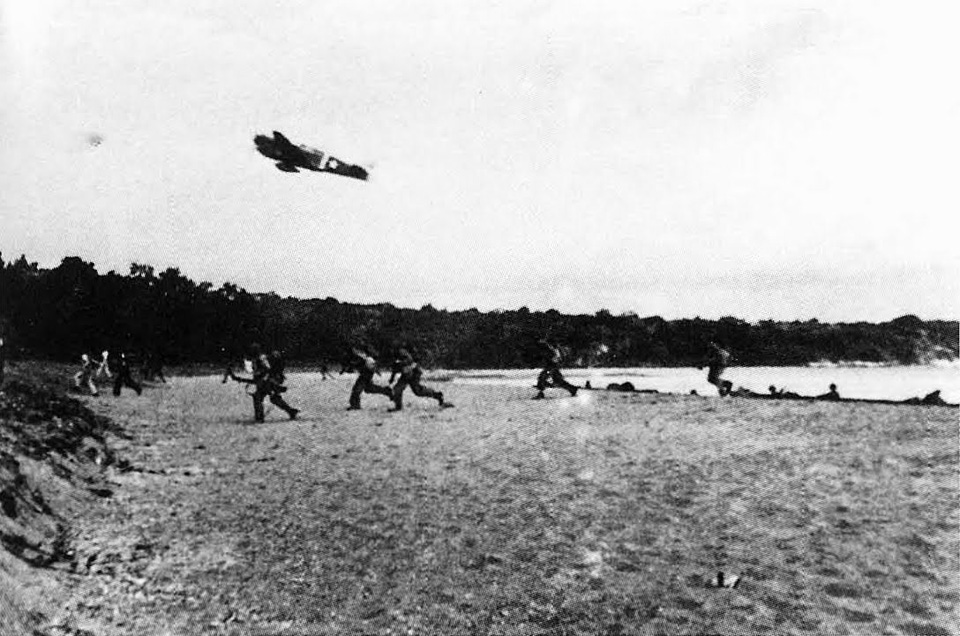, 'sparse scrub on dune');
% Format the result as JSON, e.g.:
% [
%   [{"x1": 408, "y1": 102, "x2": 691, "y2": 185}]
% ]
[{"x1": 0, "y1": 363, "x2": 123, "y2": 635}]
